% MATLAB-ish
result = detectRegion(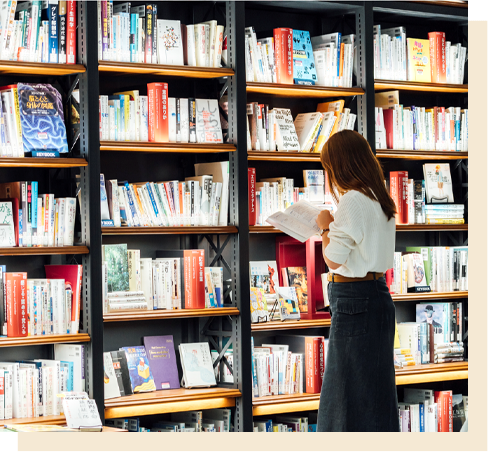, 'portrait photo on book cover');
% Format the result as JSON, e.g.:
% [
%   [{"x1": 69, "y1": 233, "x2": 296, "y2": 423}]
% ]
[{"x1": 416, "y1": 304, "x2": 443, "y2": 331}]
